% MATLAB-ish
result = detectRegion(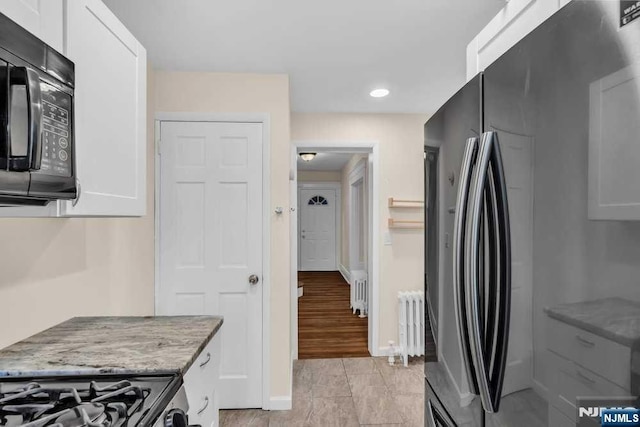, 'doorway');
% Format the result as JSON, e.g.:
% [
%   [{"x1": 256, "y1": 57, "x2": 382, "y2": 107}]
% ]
[
  {"x1": 290, "y1": 142, "x2": 380, "y2": 360},
  {"x1": 298, "y1": 185, "x2": 340, "y2": 271}
]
